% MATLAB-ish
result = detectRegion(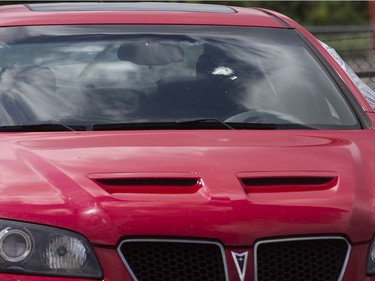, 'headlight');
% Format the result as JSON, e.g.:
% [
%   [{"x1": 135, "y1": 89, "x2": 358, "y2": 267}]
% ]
[
  {"x1": 367, "y1": 236, "x2": 375, "y2": 275},
  {"x1": 0, "y1": 220, "x2": 102, "y2": 278},
  {"x1": 0, "y1": 228, "x2": 33, "y2": 263}
]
